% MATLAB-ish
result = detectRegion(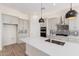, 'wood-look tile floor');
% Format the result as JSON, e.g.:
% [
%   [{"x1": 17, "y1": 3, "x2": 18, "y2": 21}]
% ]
[{"x1": 0, "y1": 43, "x2": 26, "y2": 56}]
